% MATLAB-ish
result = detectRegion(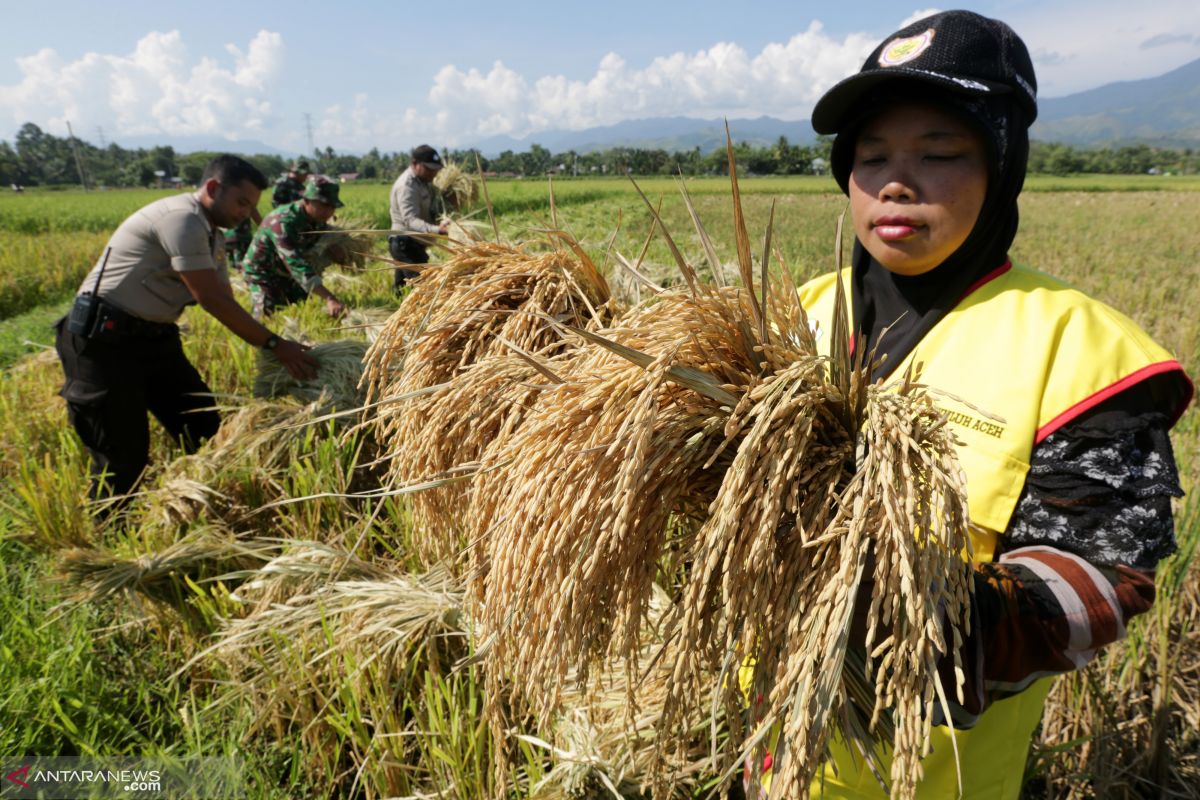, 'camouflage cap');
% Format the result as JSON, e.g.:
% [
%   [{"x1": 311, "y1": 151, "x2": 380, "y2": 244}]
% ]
[
  {"x1": 290, "y1": 158, "x2": 312, "y2": 173},
  {"x1": 302, "y1": 175, "x2": 344, "y2": 208}
]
